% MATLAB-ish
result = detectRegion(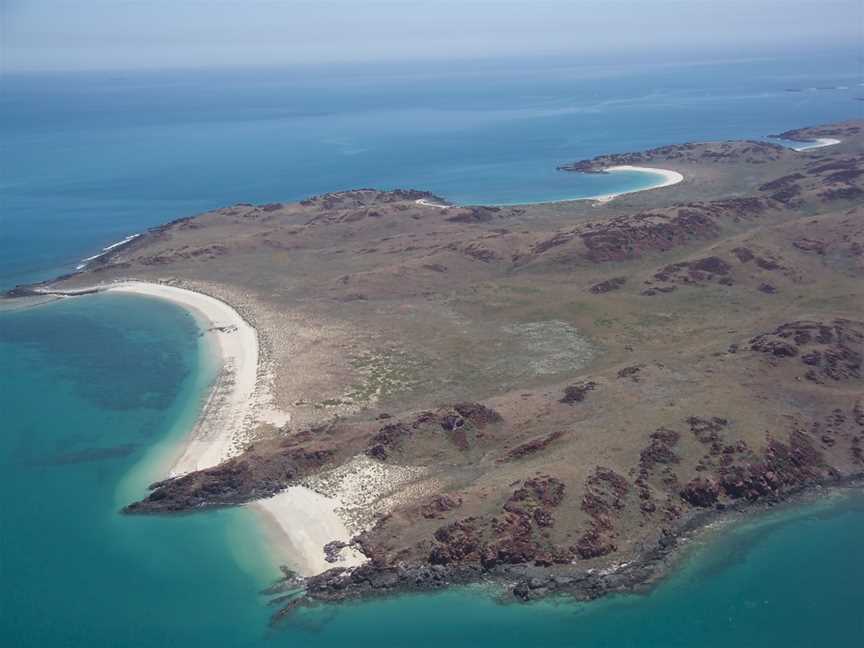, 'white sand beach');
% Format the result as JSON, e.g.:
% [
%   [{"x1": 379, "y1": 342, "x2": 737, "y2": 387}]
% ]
[
  {"x1": 789, "y1": 137, "x2": 841, "y2": 151},
  {"x1": 252, "y1": 455, "x2": 435, "y2": 576},
  {"x1": 98, "y1": 282, "x2": 375, "y2": 576},
  {"x1": 35, "y1": 280, "x2": 288, "y2": 475},
  {"x1": 252, "y1": 487, "x2": 367, "y2": 576},
  {"x1": 104, "y1": 281, "x2": 268, "y2": 476},
  {"x1": 589, "y1": 165, "x2": 685, "y2": 203},
  {"x1": 26, "y1": 163, "x2": 680, "y2": 576},
  {"x1": 40, "y1": 279, "x2": 367, "y2": 576},
  {"x1": 96, "y1": 282, "x2": 402, "y2": 577},
  {"x1": 482, "y1": 165, "x2": 685, "y2": 207},
  {"x1": 415, "y1": 197, "x2": 451, "y2": 209}
]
